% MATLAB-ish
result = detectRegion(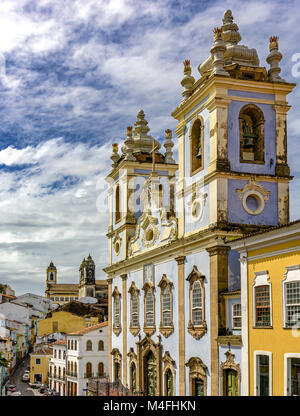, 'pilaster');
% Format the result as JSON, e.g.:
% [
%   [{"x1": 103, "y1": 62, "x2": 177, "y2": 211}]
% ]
[
  {"x1": 206, "y1": 245, "x2": 230, "y2": 395},
  {"x1": 273, "y1": 102, "x2": 291, "y2": 177},
  {"x1": 107, "y1": 277, "x2": 113, "y2": 381},
  {"x1": 175, "y1": 255, "x2": 186, "y2": 395},
  {"x1": 121, "y1": 274, "x2": 127, "y2": 387},
  {"x1": 239, "y1": 251, "x2": 249, "y2": 396},
  {"x1": 206, "y1": 96, "x2": 231, "y2": 174}
]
